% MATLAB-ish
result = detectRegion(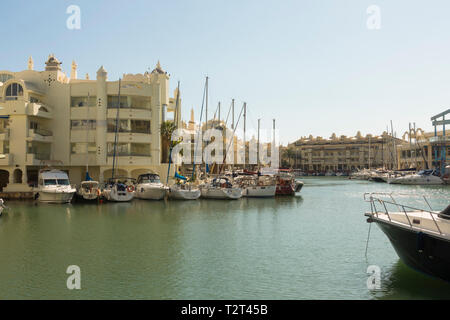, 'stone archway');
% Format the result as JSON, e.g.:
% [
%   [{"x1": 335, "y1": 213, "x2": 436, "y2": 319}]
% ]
[
  {"x1": 130, "y1": 168, "x2": 153, "y2": 180},
  {"x1": 13, "y1": 168, "x2": 22, "y2": 184},
  {"x1": 103, "y1": 168, "x2": 128, "y2": 180},
  {"x1": 0, "y1": 170, "x2": 9, "y2": 191}
]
